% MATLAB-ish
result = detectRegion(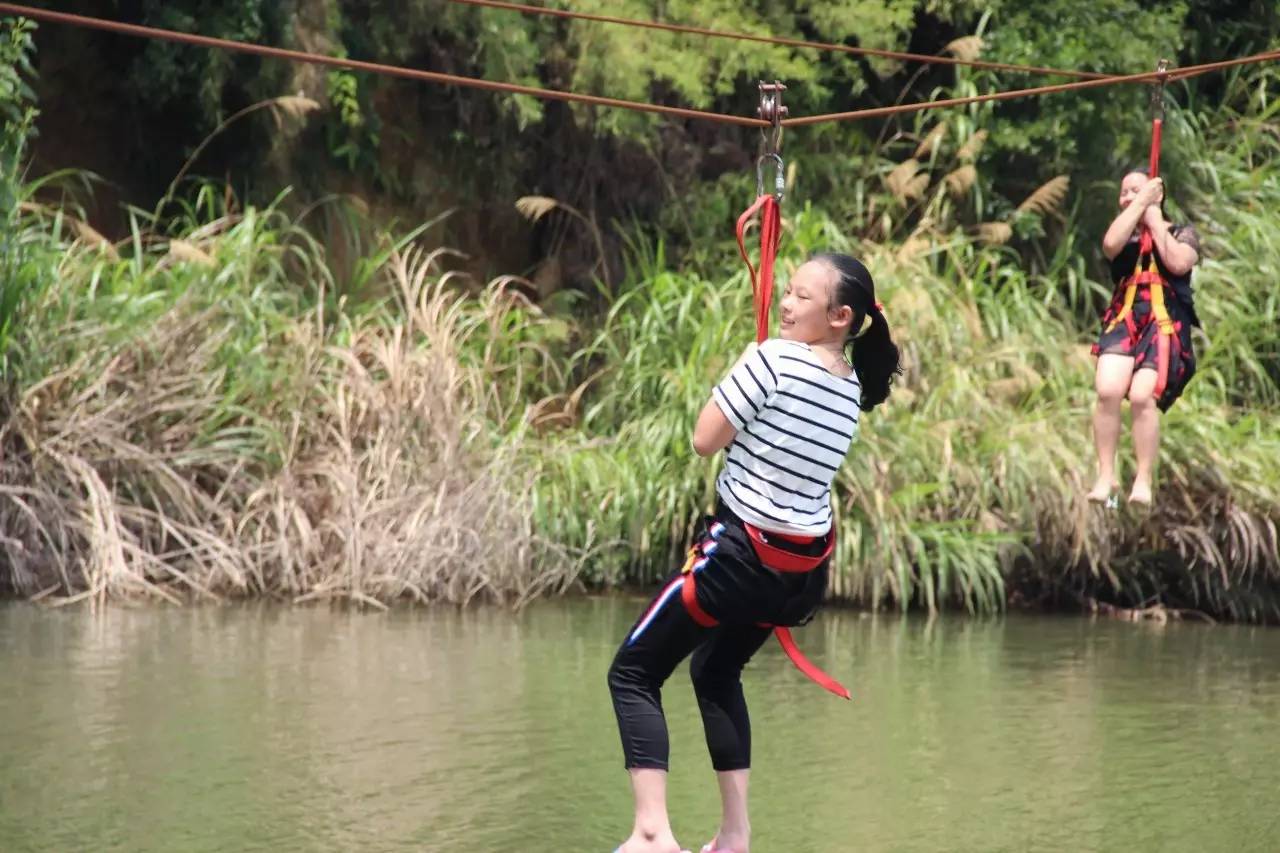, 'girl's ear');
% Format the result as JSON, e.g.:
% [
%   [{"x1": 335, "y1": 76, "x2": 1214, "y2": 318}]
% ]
[{"x1": 830, "y1": 303, "x2": 854, "y2": 333}]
